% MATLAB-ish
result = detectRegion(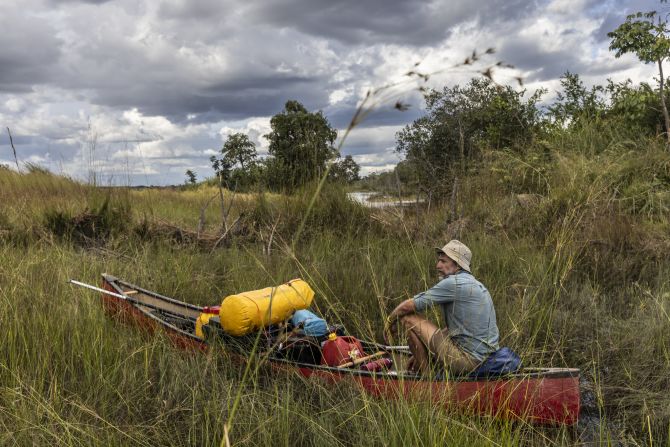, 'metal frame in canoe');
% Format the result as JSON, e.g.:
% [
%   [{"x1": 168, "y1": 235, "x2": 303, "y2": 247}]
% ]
[{"x1": 98, "y1": 273, "x2": 580, "y2": 426}]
